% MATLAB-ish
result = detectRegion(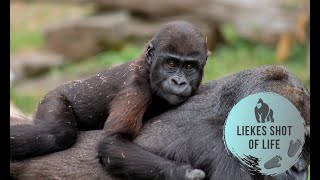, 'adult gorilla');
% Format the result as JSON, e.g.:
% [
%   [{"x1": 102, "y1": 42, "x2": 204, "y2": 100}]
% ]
[{"x1": 11, "y1": 65, "x2": 310, "y2": 180}]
